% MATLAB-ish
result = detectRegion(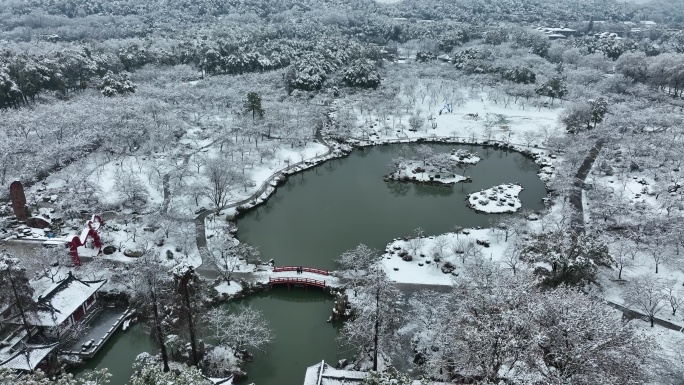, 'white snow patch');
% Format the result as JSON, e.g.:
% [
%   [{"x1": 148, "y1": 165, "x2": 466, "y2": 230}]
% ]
[{"x1": 468, "y1": 184, "x2": 523, "y2": 213}]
